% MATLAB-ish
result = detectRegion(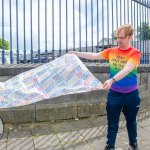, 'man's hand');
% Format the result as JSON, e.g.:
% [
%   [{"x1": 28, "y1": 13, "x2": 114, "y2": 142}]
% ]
[
  {"x1": 68, "y1": 51, "x2": 77, "y2": 55},
  {"x1": 103, "y1": 78, "x2": 114, "y2": 90}
]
